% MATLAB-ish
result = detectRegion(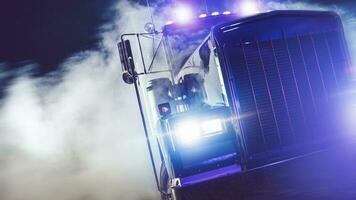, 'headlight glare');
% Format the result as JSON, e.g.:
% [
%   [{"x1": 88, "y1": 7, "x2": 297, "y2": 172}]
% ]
[
  {"x1": 176, "y1": 121, "x2": 201, "y2": 143},
  {"x1": 201, "y1": 119, "x2": 224, "y2": 135},
  {"x1": 175, "y1": 118, "x2": 225, "y2": 144}
]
